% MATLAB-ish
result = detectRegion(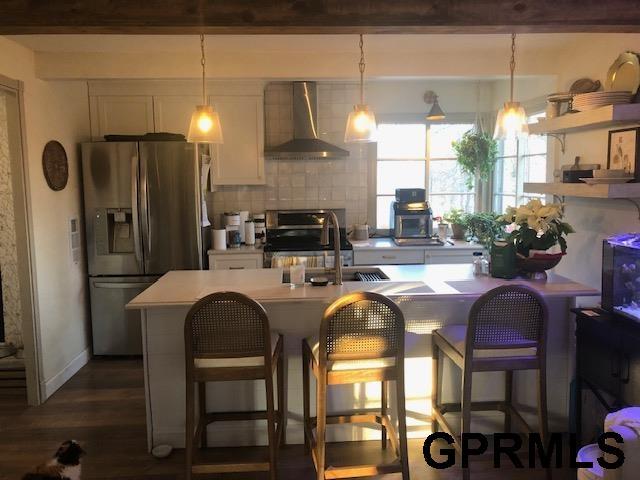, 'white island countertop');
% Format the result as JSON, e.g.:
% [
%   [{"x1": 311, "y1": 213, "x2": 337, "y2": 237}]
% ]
[
  {"x1": 350, "y1": 237, "x2": 484, "y2": 251},
  {"x1": 127, "y1": 264, "x2": 598, "y2": 309}
]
